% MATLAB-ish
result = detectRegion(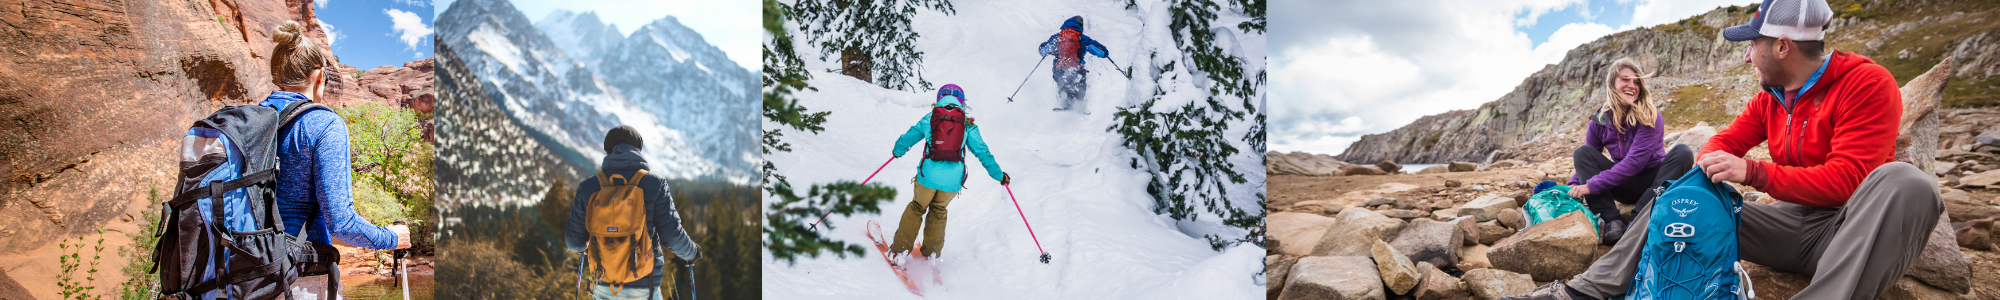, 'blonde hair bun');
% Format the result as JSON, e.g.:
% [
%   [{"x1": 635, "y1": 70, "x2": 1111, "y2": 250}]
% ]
[{"x1": 268, "y1": 20, "x2": 327, "y2": 88}]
